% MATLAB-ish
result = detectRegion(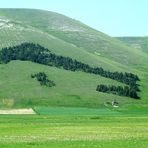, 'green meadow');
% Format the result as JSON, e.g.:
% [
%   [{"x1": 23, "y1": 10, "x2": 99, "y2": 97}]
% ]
[{"x1": 0, "y1": 111, "x2": 148, "y2": 148}]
